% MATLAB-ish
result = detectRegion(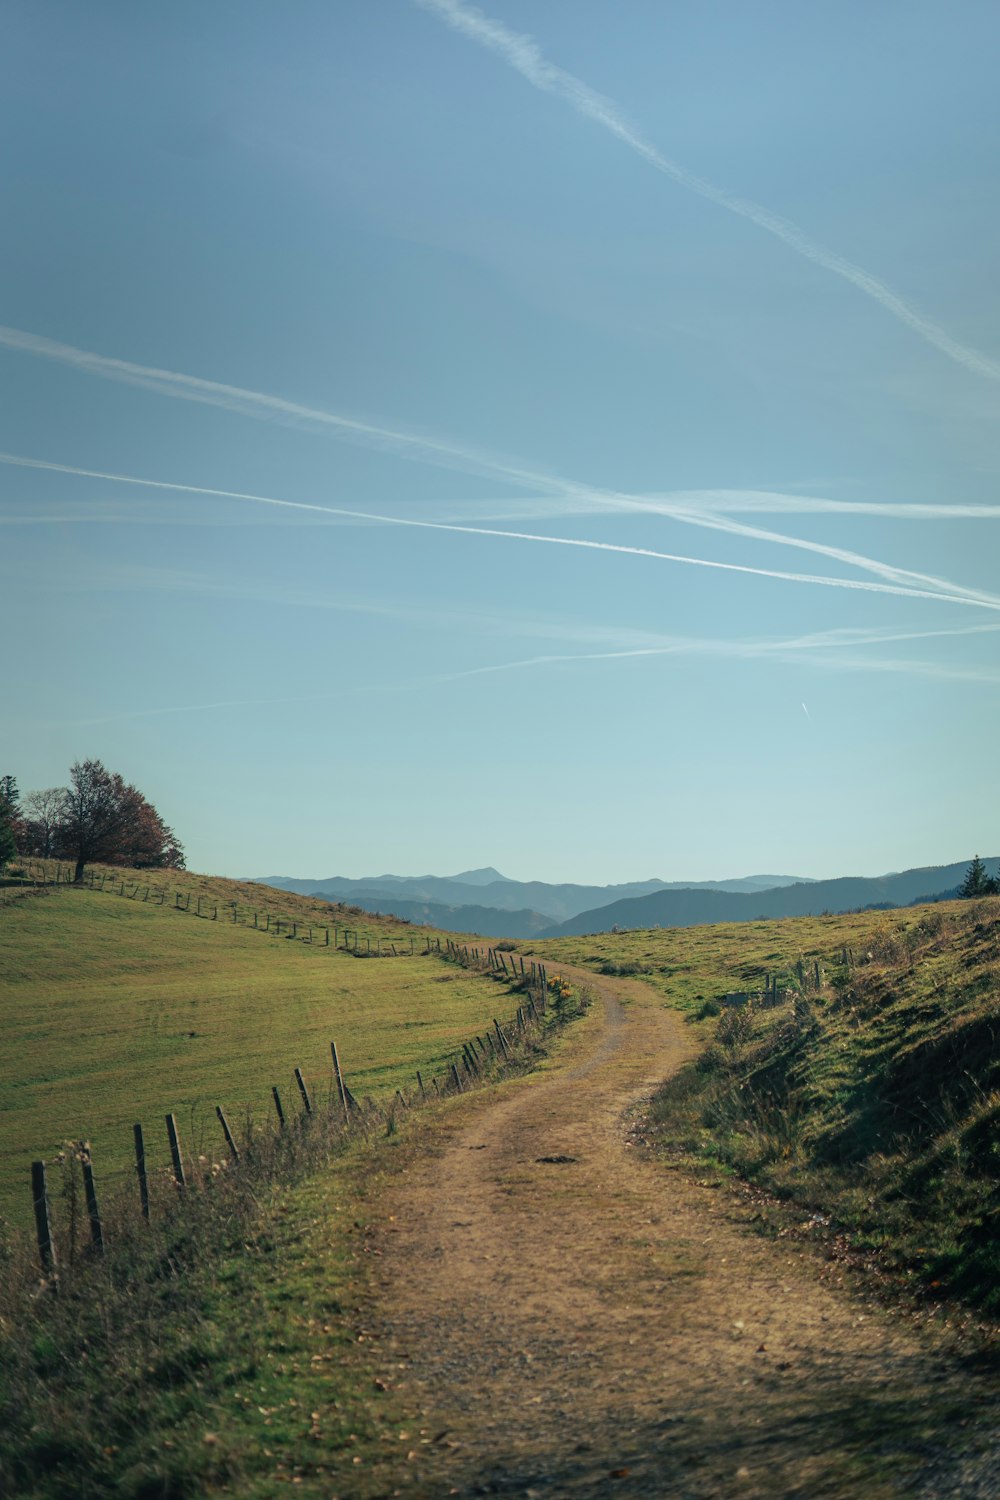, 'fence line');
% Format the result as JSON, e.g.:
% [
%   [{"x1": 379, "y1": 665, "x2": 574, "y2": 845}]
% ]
[
  {"x1": 23, "y1": 971, "x2": 586, "y2": 1281},
  {"x1": 48, "y1": 863, "x2": 446, "y2": 958}
]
